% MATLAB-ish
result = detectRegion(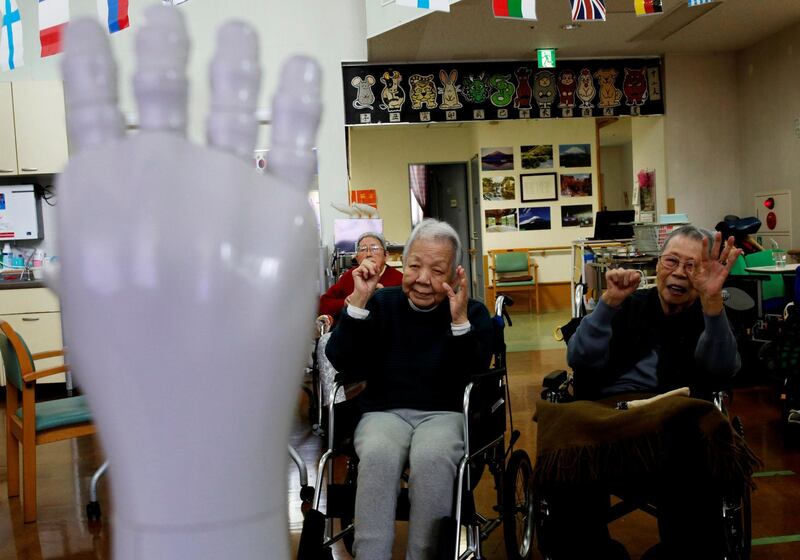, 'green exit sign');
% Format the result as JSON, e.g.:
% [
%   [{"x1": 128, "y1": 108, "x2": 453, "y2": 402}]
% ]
[{"x1": 537, "y1": 49, "x2": 556, "y2": 69}]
